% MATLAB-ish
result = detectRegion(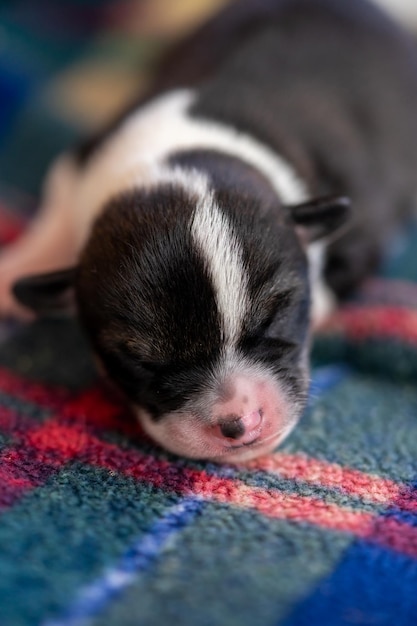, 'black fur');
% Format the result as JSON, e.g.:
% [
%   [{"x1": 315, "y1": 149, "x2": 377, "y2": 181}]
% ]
[
  {"x1": 172, "y1": 150, "x2": 311, "y2": 398},
  {"x1": 76, "y1": 154, "x2": 310, "y2": 415},
  {"x1": 75, "y1": 185, "x2": 223, "y2": 418},
  {"x1": 14, "y1": 0, "x2": 417, "y2": 432},
  {"x1": 75, "y1": 0, "x2": 417, "y2": 297},
  {"x1": 186, "y1": 0, "x2": 417, "y2": 295}
]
